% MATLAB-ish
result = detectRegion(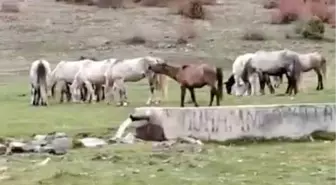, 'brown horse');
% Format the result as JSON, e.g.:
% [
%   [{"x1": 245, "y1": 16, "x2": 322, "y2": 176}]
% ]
[{"x1": 148, "y1": 62, "x2": 223, "y2": 107}]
